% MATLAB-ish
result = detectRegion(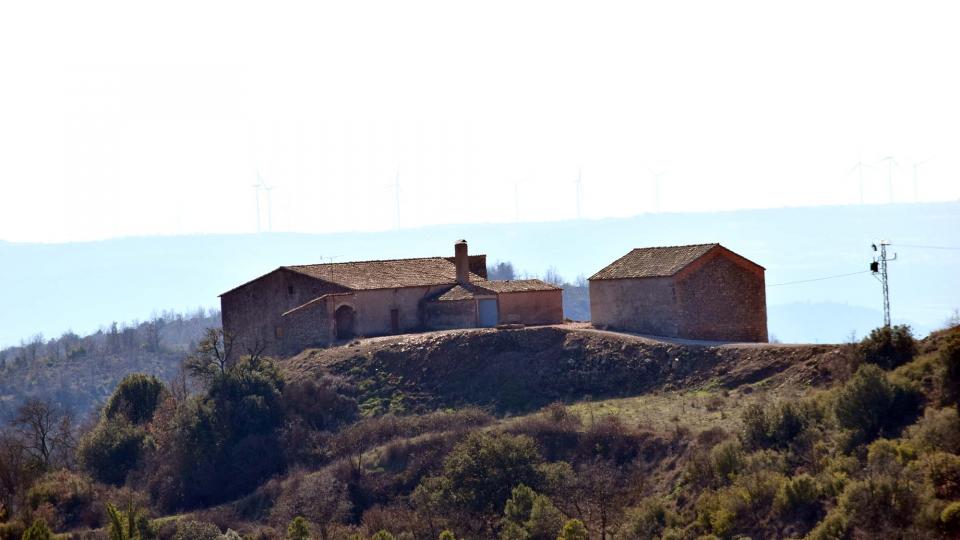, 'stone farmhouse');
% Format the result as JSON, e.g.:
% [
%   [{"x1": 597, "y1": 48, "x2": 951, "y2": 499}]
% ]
[
  {"x1": 220, "y1": 240, "x2": 563, "y2": 356},
  {"x1": 589, "y1": 243, "x2": 768, "y2": 342}
]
